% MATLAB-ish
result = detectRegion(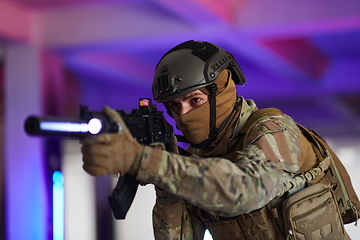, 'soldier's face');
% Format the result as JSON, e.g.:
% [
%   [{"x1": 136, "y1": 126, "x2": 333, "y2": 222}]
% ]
[{"x1": 167, "y1": 90, "x2": 209, "y2": 115}]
